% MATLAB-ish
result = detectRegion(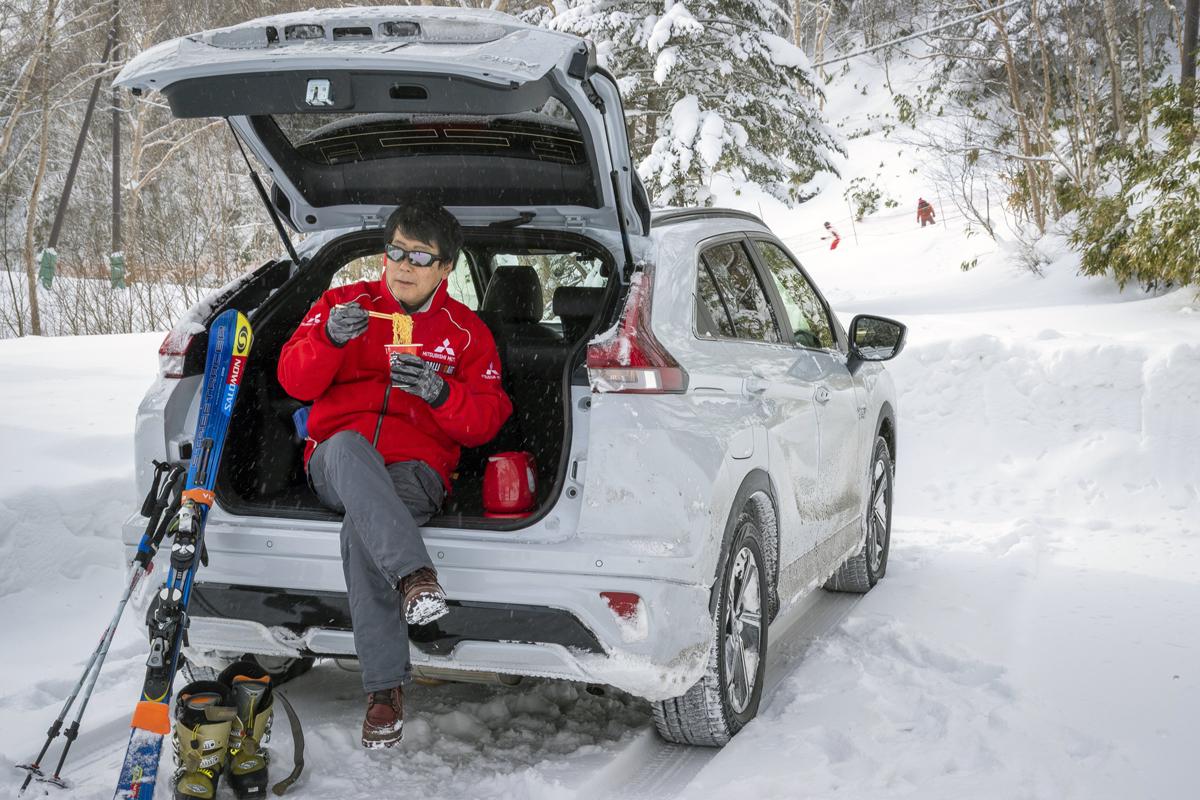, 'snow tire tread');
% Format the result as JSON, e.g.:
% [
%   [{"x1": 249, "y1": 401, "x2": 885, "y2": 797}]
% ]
[
  {"x1": 653, "y1": 506, "x2": 769, "y2": 747},
  {"x1": 824, "y1": 436, "x2": 893, "y2": 595}
]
